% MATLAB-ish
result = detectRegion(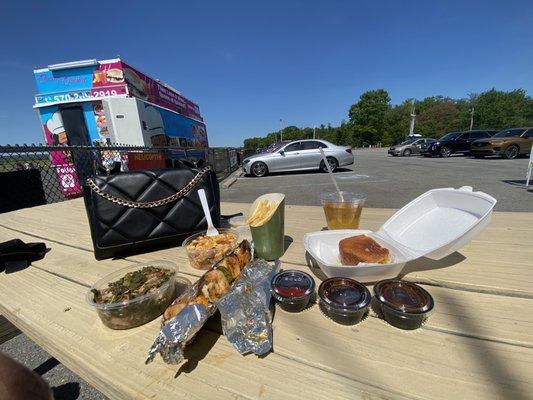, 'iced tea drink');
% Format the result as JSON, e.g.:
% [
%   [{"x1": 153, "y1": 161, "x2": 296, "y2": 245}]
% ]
[{"x1": 320, "y1": 192, "x2": 366, "y2": 229}]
